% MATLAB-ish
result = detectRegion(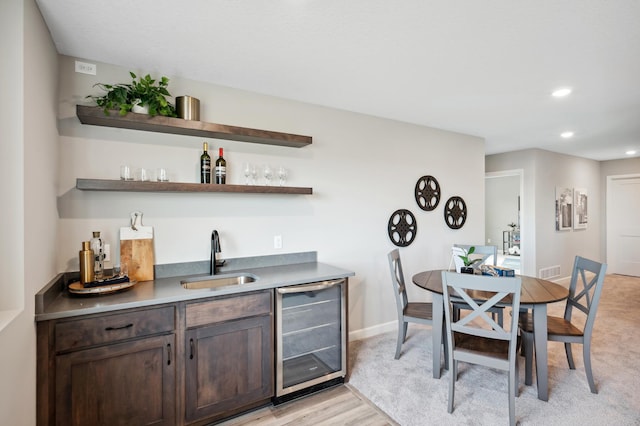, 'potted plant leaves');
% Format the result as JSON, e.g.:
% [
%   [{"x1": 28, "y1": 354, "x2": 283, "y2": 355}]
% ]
[
  {"x1": 87, "y1": 72, "x2": 177, "y2": 117},
  {"x1": 458, "y1": 246, "x2": 481, "y2": 274}
]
